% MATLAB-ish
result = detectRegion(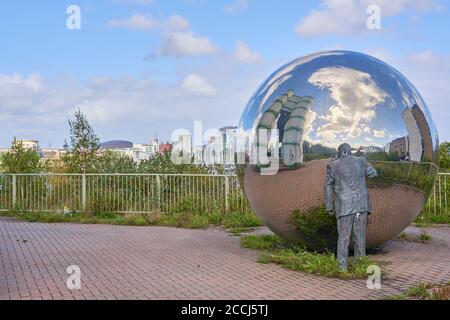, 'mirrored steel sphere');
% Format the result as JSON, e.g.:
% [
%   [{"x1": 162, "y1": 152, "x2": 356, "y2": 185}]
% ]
[{"x1": 237, "y1": 51, "x2": 439, "y2": 250}]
